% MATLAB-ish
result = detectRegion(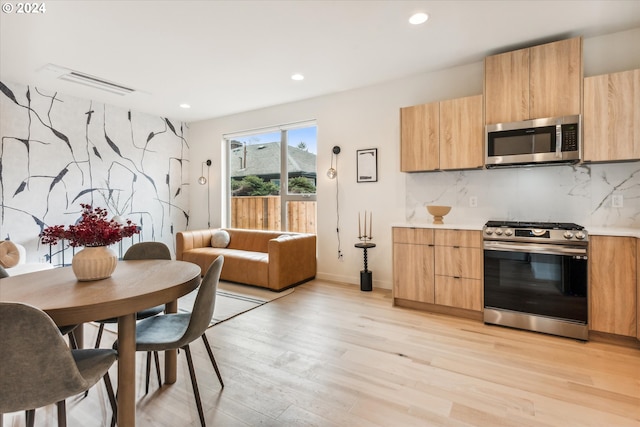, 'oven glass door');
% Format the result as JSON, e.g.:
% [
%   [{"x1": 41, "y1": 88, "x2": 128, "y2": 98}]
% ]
[{"x1": 484, "y1": 242, "x2": 587, "y2": 323}]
